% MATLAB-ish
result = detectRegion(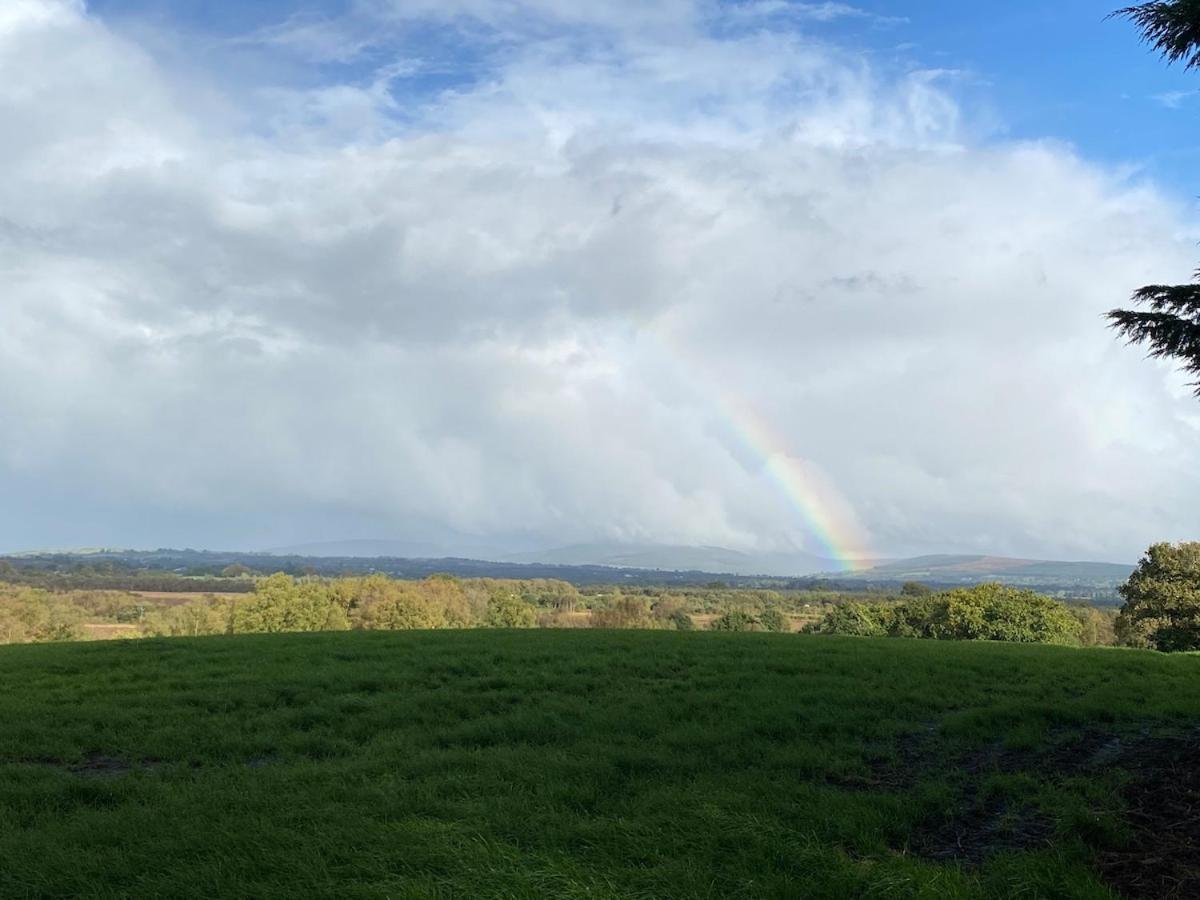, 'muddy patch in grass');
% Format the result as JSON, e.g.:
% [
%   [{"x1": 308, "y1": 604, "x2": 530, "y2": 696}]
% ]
[
  {"x1": 71, "y1": 752, "x2": 137, "y2": 779},
  {"x1": 825, "y1": 721, "x2": 943, "y2": 792},
  {"x1": 895, "y1": 725, "x2": 1151, "y2": 866},
  {"x1": 906, "y1": 736, "x2": 1055, "y2": 864},
  {"x1": 22, "y1": 751, "x2": 163, "y2": 779},
  {"x1": 913, "y1": 795, "x2": 1053, "y2": 864},
  {"x1": 1097, "y1": 730, "x2": 1200, "y2": 900},
  {"x1": 882, "y1": 722, "x2": 1200, "y2": 893}
]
